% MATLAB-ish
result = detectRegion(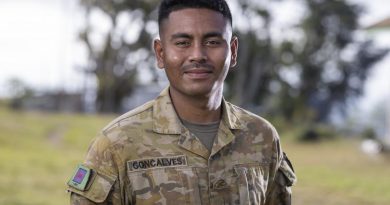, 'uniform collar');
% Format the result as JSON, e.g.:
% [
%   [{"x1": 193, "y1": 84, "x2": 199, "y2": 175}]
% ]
[{"x1": 152, "y1": 86, "x2": 244, "y2": 134}]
